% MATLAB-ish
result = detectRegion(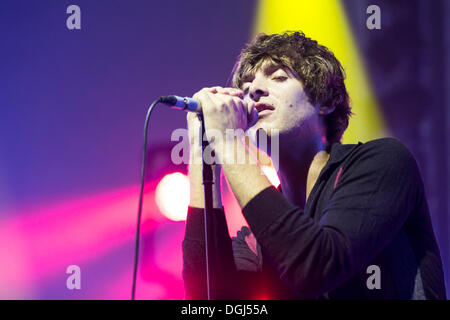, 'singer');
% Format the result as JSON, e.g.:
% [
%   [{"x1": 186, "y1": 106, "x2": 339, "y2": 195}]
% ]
[{"x1": 182, "y1": 31, "x2": 446, "y2": 299}]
